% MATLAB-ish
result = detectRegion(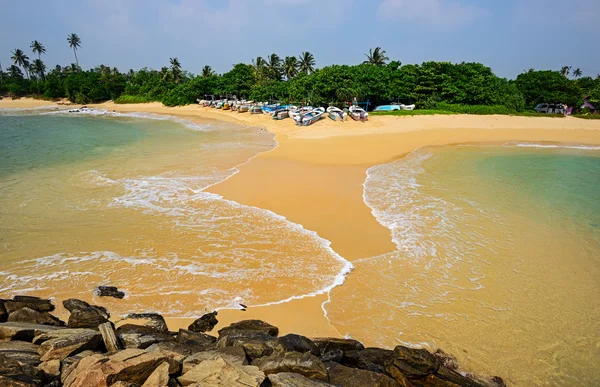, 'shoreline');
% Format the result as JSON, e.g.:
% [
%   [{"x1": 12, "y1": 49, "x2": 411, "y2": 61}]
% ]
[{"x1": 3, "y1": 98, "x2": 600, "y2": 383}]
